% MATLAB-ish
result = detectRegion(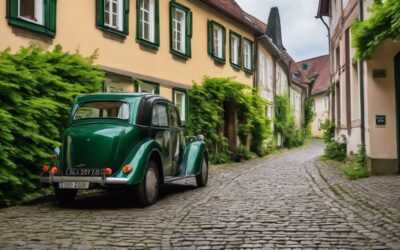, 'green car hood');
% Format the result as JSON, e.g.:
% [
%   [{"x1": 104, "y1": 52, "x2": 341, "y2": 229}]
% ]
[{"x1": 62, "y1": 122, "x2": 145, "y2": 174}]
